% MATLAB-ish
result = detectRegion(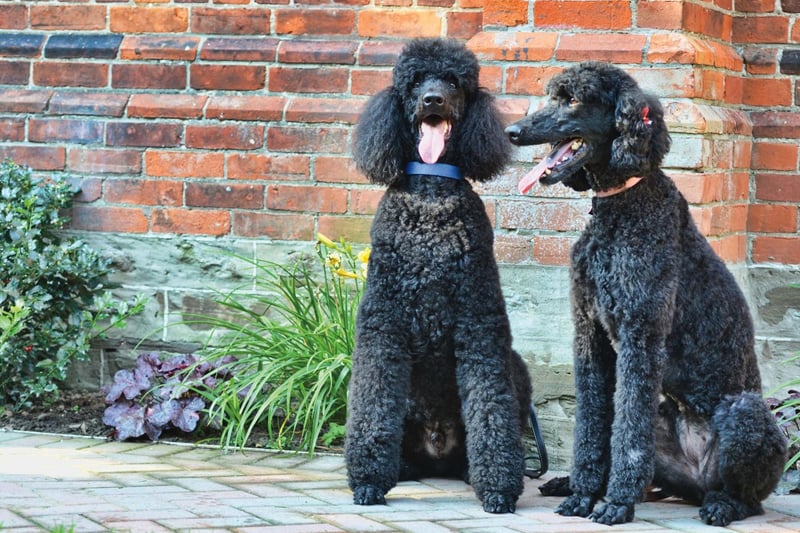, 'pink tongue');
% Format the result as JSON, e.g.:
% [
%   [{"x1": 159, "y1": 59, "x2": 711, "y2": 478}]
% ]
[
  {"x1": 419, "y1": 121, "x2": 448, "y2": 164},
  {"x1": 517, "y1": 140, "x2": 576, "y2": 194}
]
